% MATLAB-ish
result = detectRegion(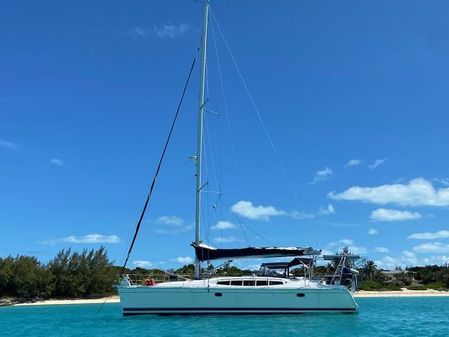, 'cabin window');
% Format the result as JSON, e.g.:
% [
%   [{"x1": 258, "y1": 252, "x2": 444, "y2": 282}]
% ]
[
  {"x1": 243, "y1": 280, "x2": 255, "y2": 286},
  {"x1": 217, "y1": 281, "x2": 230, "y2": 285},
  {"x1": 230, "y1": 280, "x2": 243, "y2": 286},
  {"x1": 269, "y1": 281, "x2": 284, "y2": 285},
  {"x1": 215, "y1": 292, "x2": 223, "y2": 297},
  {"x1": 256, "y1": 280, "x2": 268, "y2": 286},
  {"x1": 297, "y1": 293, "x2": 305, "y2": 297}
]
